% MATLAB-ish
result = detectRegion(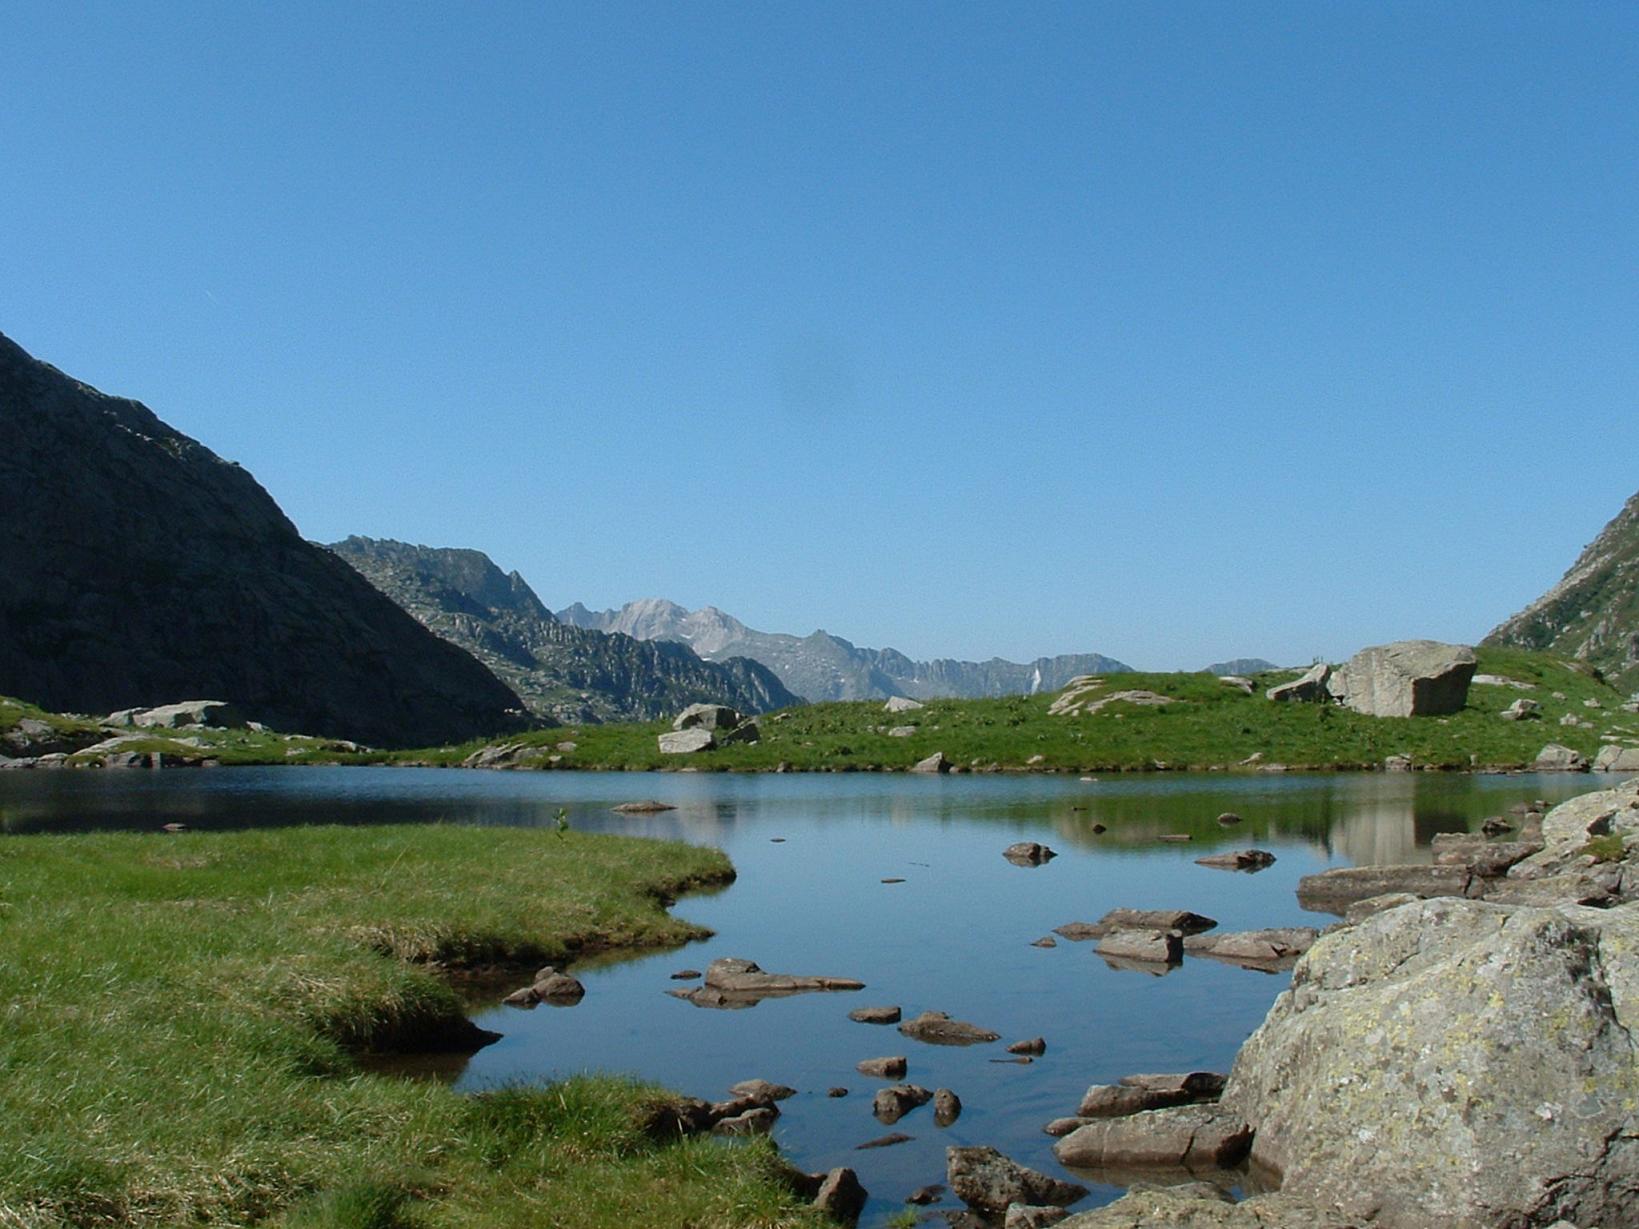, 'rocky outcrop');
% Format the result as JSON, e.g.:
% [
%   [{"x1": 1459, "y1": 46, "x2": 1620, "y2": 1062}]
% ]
[
  {"x1": 1264, "y1": 662, "x2": 1331, "y2": 703},
  {"x1": 558, "y1": 598, "x2": 1133, "y2": 702},
  {"x1": 1222, "y1": 893, "x2": 1639, "y2": 1228},
  {"x1": 1324, "y1": 640, "x2": 1477, "y2": 717},
  {"x1": 1485, "y1": 488, "x2": 1639, "y2": 693},
  {"x1": 331, "y1": 538, "x2": 800, "y2": 724},
  {"x1": 0, "y1": 334, "x2": 527, "y2": 748}
]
